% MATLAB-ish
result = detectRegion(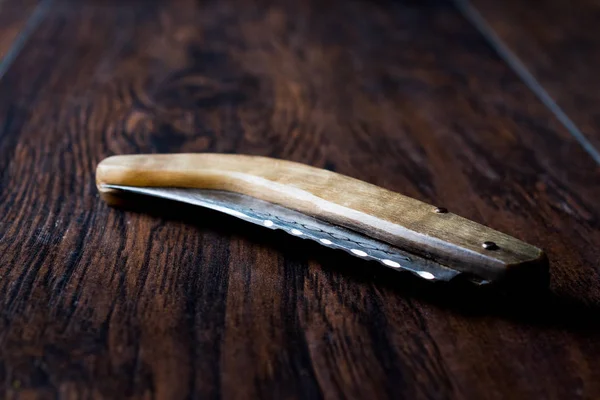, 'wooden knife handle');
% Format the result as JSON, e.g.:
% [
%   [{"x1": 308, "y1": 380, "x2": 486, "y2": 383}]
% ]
[{"x1": 96, "y1": 153, "x2": 547, "y2": 282}]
